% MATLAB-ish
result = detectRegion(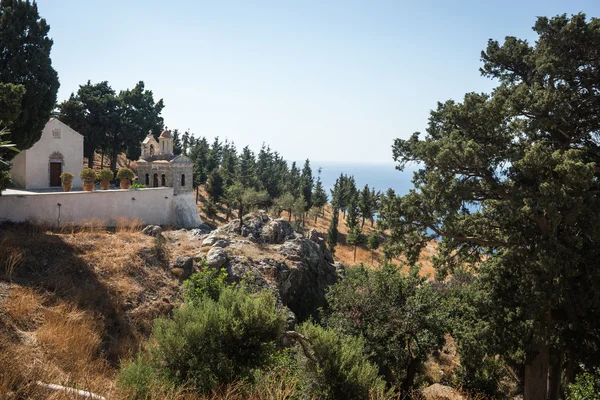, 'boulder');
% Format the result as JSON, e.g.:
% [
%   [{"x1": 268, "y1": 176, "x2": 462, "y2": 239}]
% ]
[
  {"x1": 142, "y1": 225, "x2": 162, "y2": 237},
  {"x1": 261, "y1": 218, "x2": 295, "y2": 244},
  {"x1": 171, "y1": 256, "x2": 194, "y2": 279},
  {"x1": 307, "y1": 228, "x2": 322, "y2": 242},
  {"x1": 189, "y1": 223, "x2": 214, "y2": 238},
  {"x1": 201, "y1": 235, "x2": 226, "y2": 247},
  {"x1": 206, "y1": 247, "x2": 228, "y2": 268},
  {"x1": 212, "y1": 239, "x2": 229, "y2": 248}
]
